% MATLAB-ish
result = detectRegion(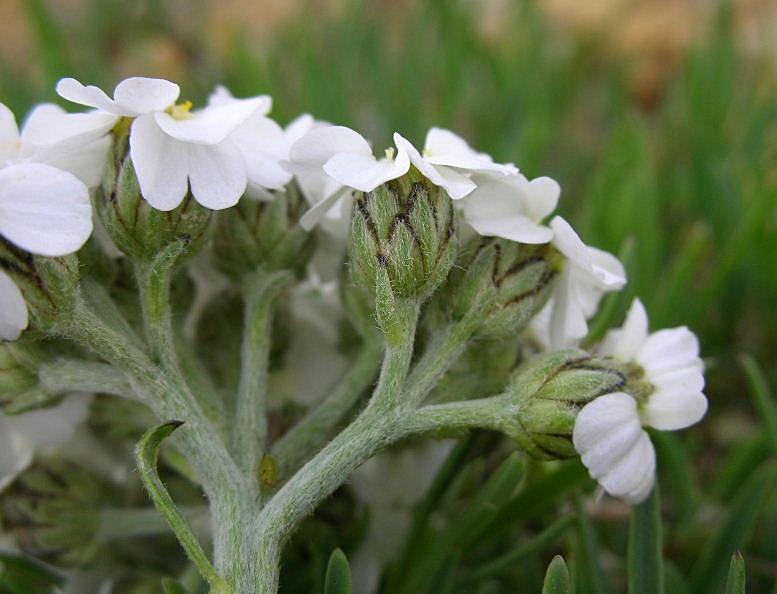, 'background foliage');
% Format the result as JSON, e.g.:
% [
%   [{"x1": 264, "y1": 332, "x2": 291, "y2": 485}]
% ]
[{"x1": 1, "y1": 0, "x2": 776, "y2": 592}]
